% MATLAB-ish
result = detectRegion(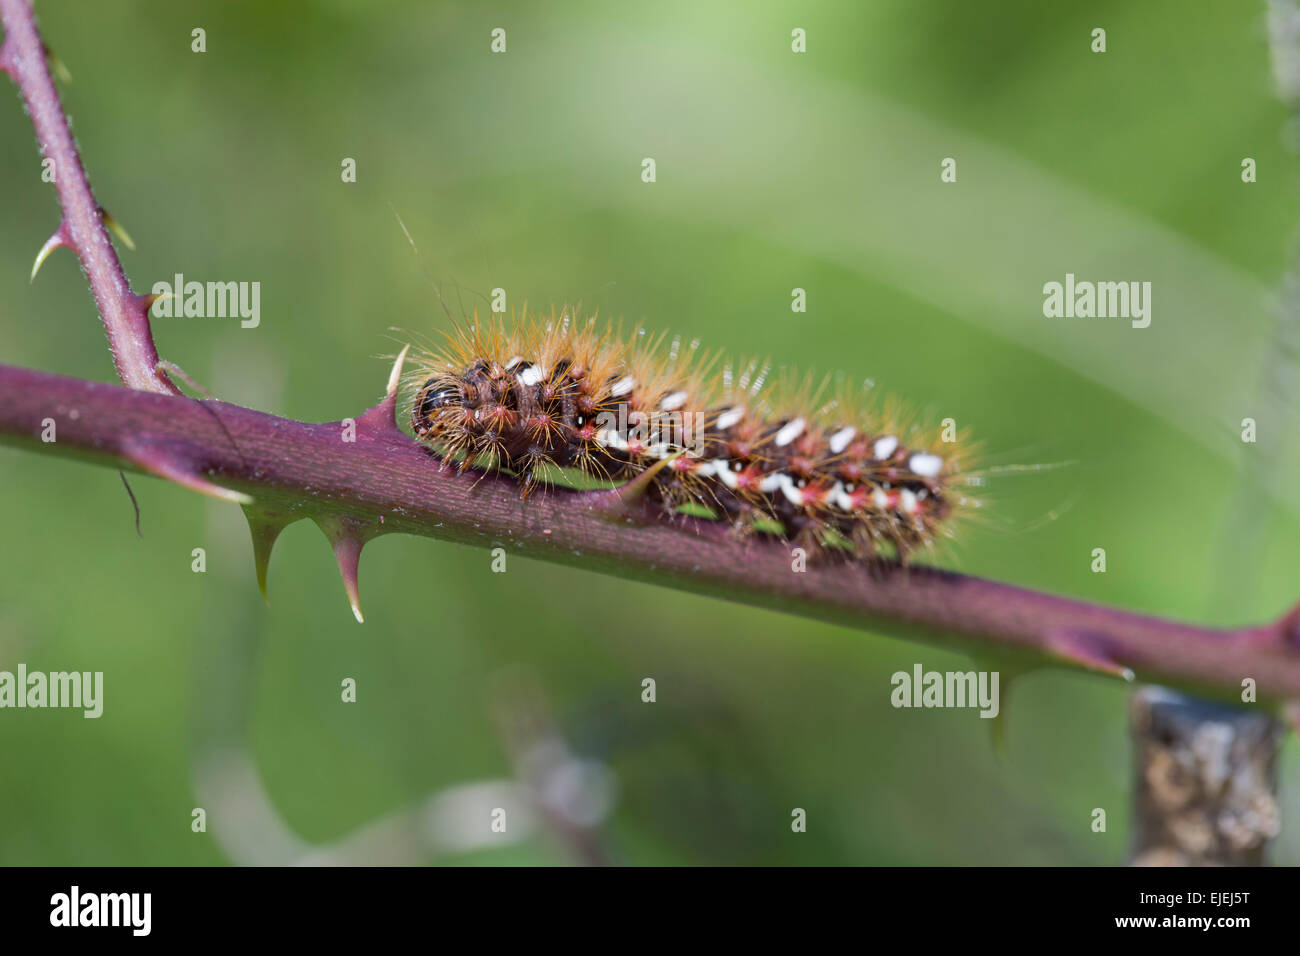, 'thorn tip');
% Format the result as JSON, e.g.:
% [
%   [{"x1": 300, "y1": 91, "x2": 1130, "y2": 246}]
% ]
[
  {"x1": 1048, "y1": 628, "x2": 1134, "y2": 682},
  {"x1": 387, "y1": 344, "x2": 410, "y2": 397},
  {"x1": 315, "y1": 517, "x2": 371, "y2": 624},
  {"x1": 100, "y1": 208, "x2": 135, "y2": 251},
  {"x1": 124, "y1": 439, "x2": 253, "y2": 505},
  {"x1": 243, "y1": 507, "x2": 293, "y2": 601},
  {"x1": 30, "y1": 228, "x2": 68, "y2": 282}
]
